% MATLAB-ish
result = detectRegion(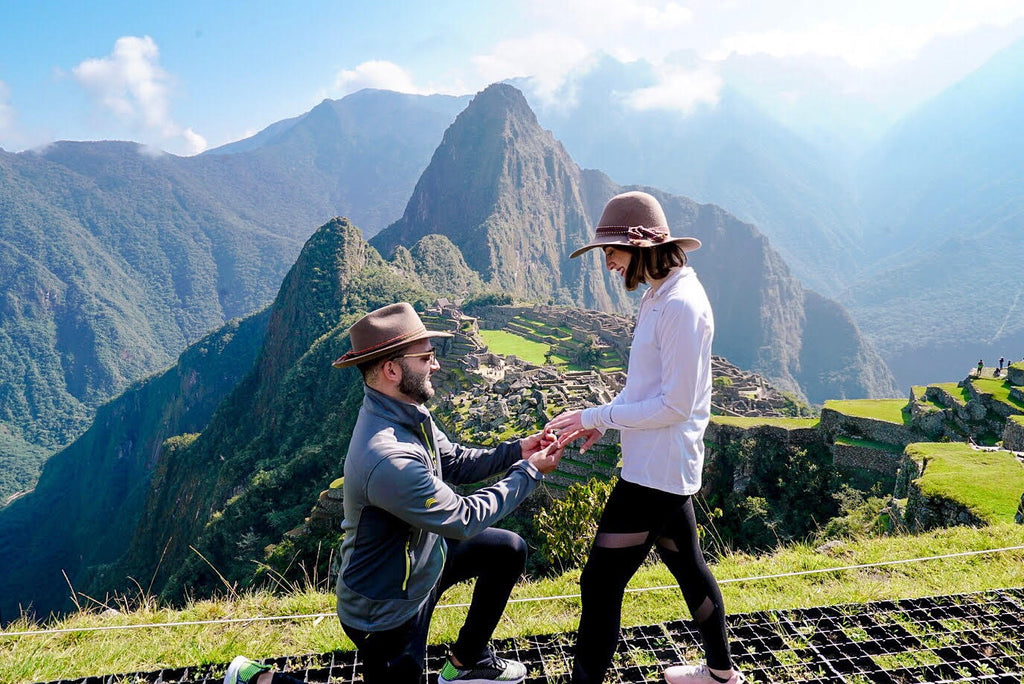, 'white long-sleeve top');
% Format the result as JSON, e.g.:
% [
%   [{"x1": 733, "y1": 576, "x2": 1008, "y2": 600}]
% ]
[{"x1": 580, "y1": 266, "x2": 714, "y2": 495}]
